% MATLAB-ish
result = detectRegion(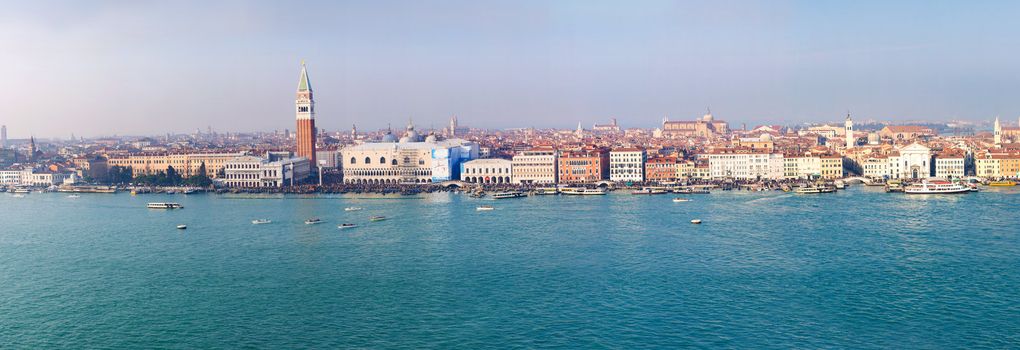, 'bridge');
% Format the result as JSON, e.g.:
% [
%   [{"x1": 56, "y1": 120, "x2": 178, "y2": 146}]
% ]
[{"x1": 438, "y1": 180, "x2": 470, "y2": 188}]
